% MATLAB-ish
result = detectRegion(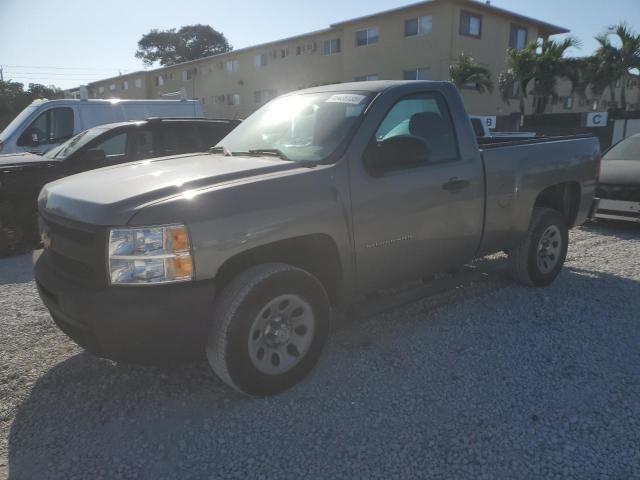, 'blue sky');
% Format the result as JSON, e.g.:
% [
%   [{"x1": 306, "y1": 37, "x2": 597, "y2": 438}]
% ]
[{"x1": 1, "y1": 0, "x2": 638, "y2": 89}]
